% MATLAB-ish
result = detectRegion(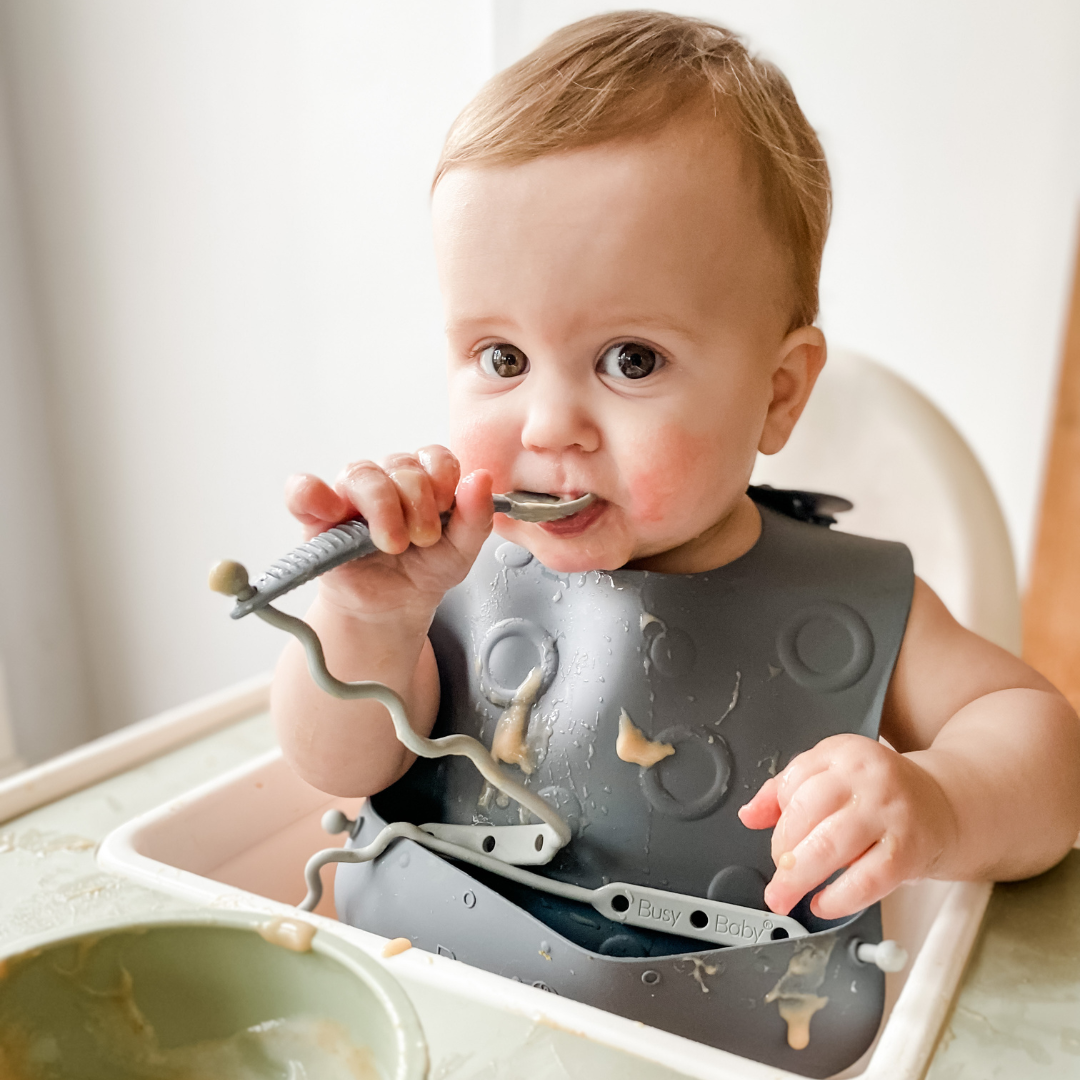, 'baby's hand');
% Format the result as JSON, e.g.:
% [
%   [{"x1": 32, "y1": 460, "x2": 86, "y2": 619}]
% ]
[
  {"x1": 738, "y1": 734, "x2": 957, "y2": 920},
  {"x1": 284, "y1": 445, "x2": 493, "y2": 621}
]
